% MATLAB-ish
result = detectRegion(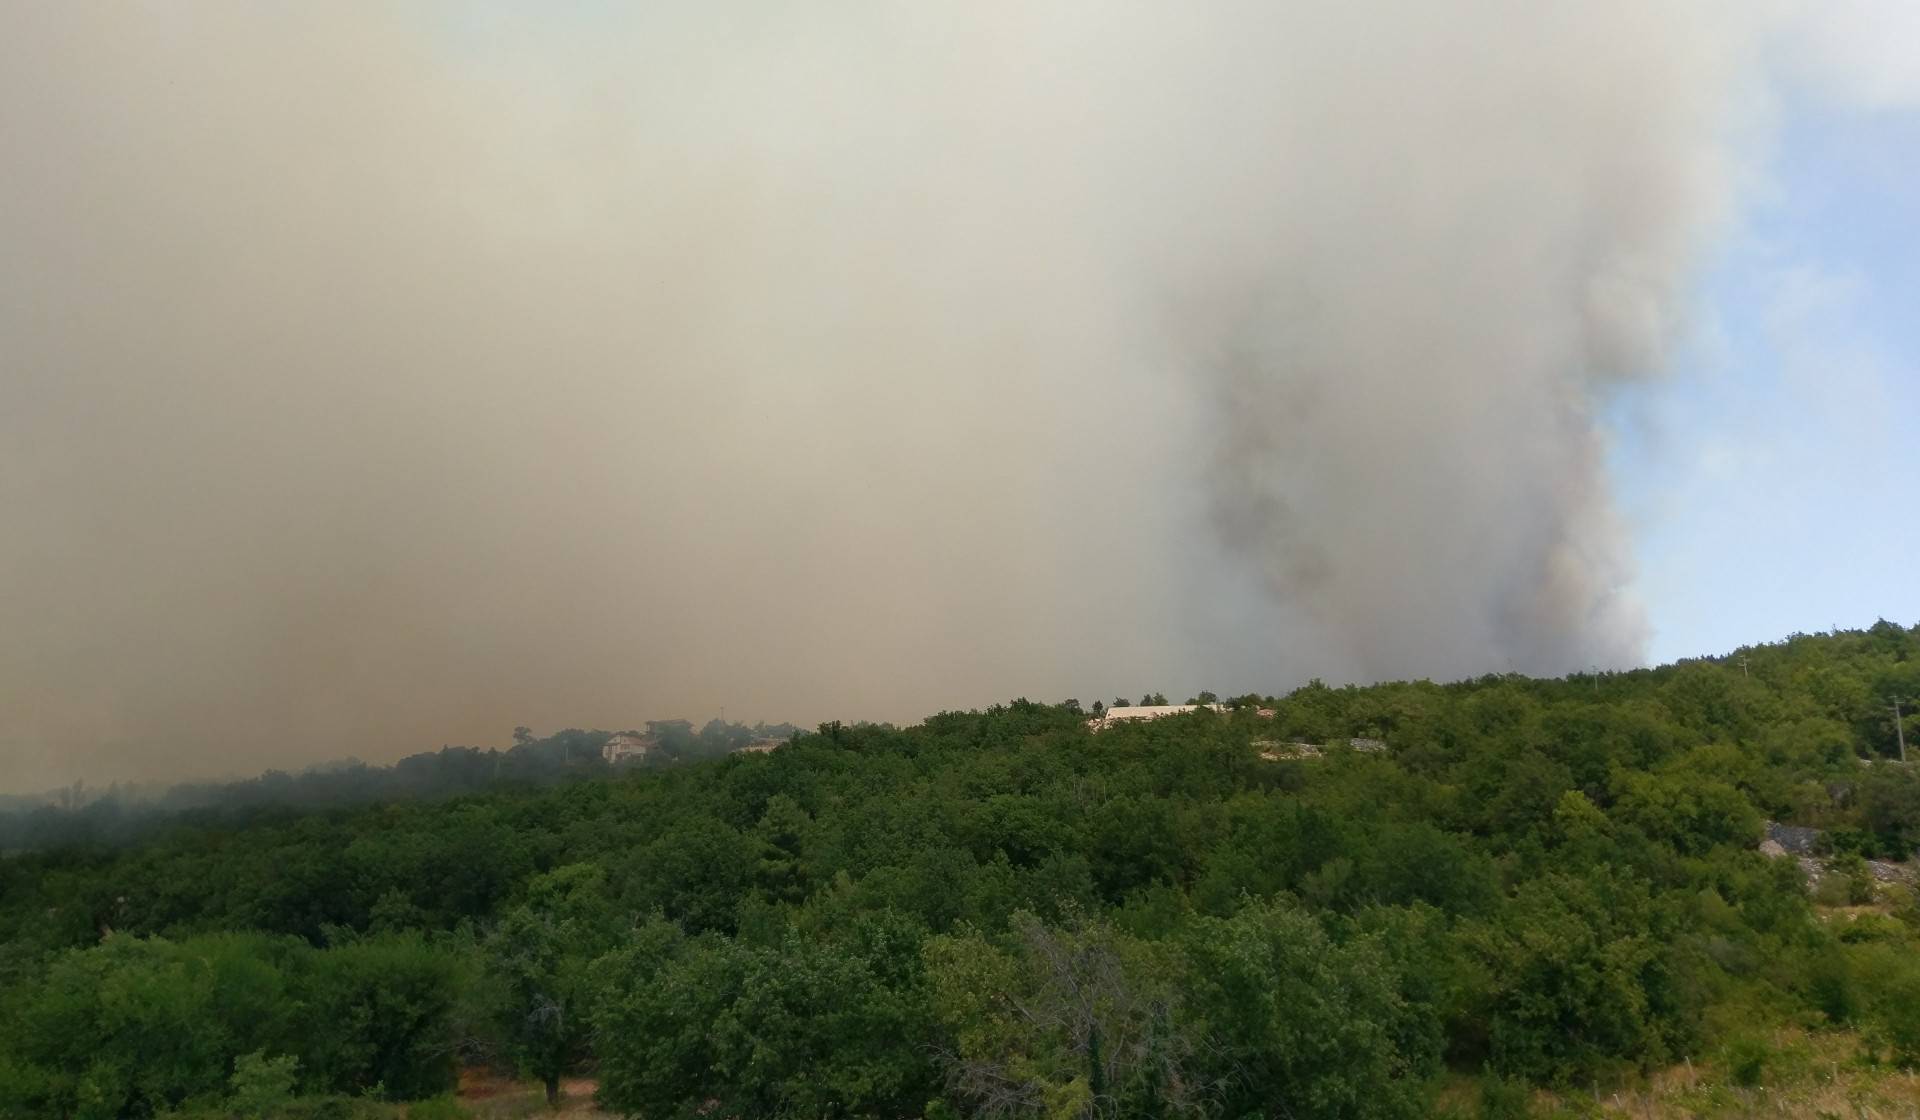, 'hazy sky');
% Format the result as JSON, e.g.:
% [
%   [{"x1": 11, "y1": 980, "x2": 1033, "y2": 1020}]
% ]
[{"x1": 3, "y1": 3, "x2": 1917, "y2": 792}]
